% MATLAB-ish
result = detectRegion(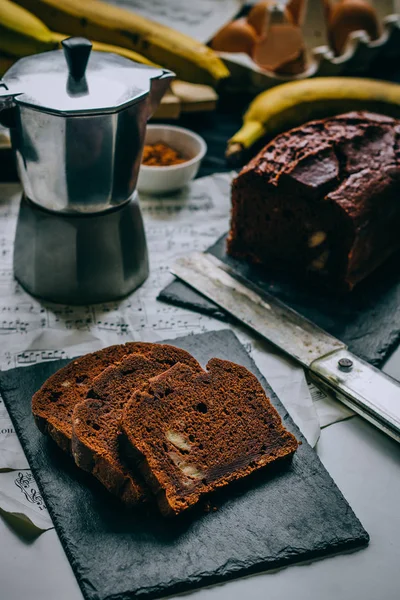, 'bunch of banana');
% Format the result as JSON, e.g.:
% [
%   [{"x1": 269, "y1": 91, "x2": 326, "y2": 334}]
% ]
[
  {"x1": 13, "y1": 0, "x2": 230, "y2": 87},
  {"x1": 0, "y1": 0, "x2": 220, "y2": 117},
  {"x1": 227, "y1": 77, "x2": 400, "y2": 163},
  {"x1": 0, "y1": 0, "x2": 157, "y2": 68}
]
